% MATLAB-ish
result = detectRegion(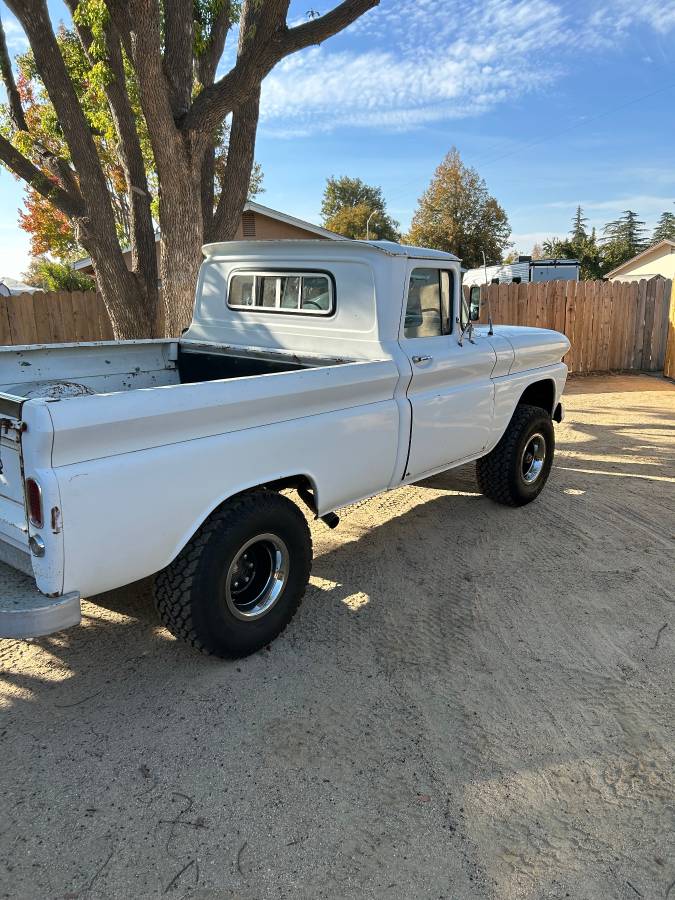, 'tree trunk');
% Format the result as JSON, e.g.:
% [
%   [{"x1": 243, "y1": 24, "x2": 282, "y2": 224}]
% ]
[
  {"x1": 85, "y1": 236, "x2": 154, "y2": 339},
  {"x1": 158, "y1": 169, "x2": 204, "y2": 336}
]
